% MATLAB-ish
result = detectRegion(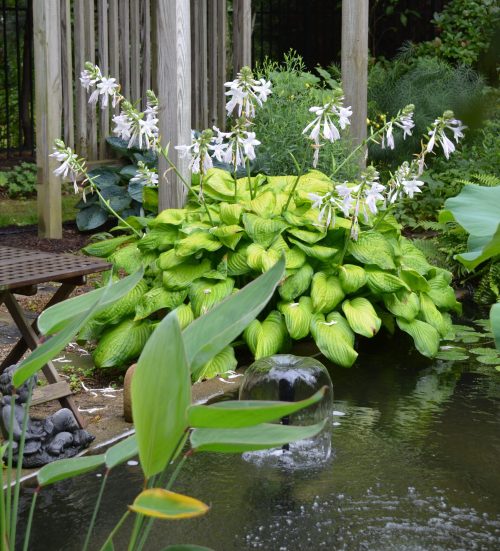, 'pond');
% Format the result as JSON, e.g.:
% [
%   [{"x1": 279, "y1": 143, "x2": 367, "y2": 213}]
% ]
[{"x1": 19, "y1": 339, "x2": 500, "y2": 550}]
